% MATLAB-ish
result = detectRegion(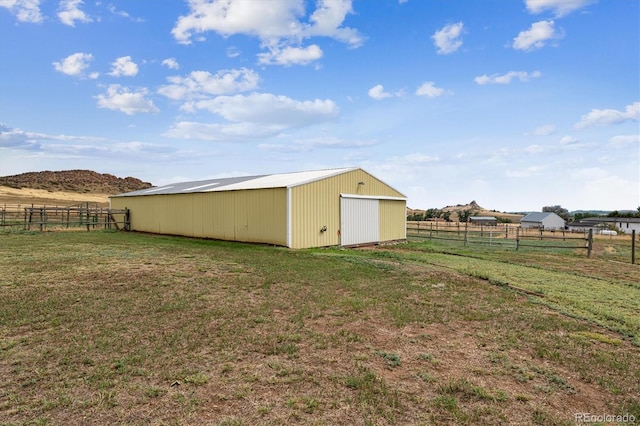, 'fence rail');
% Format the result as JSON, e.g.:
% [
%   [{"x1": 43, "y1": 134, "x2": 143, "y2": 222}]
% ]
[
  {"x1": 407, "y1": 221, "x2": 593, "y2": 255},
  {"x1": 1, "y1": 203, "x2": 129, "y2": 232}
]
